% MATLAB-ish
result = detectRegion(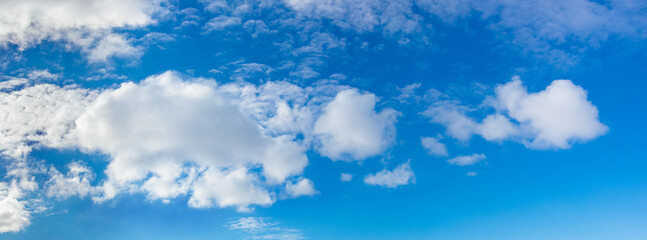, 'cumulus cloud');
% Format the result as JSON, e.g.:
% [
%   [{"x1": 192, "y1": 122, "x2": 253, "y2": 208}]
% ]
[
  {"x1": 314, "y1": 89, "x2": 399, "y2": 160},
  {"x1": 0, "y1": 0, "x2": 168, "y2": 62},
  {"x1": 491, "y1": 77, "x2": 608, "y2": 149},
  {"x1": 283, "y1": 178, "x2": 317, "y2": 198},
  {"x1": 364, "y1": 160, "x2": 415, "y2": 188},
  {"x1": 447, "y1": 153, "x2": 485, "y2": 166},
  {"x1": 421, "y1": 136, "x2": 448, "y2": 156},
  {"x1": 73, "y1": 71, "x2": 308, "y2": 208},
  {"x1": 188, "y1": 168, "x2": 274, "y2": 212},
  {"x1": 0, "y1": 183, "x2": 30, "y2": 233},
  {"x1": 424, "y1": 77, "x2": 607, "y2": 149},
  {"x1": 0, "y1": 69, "x2": 401, "y2": 217}
]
